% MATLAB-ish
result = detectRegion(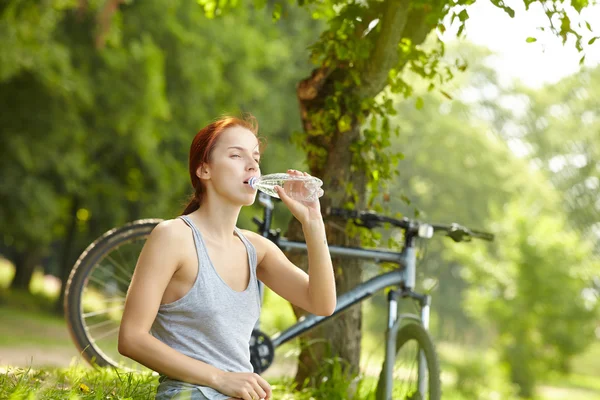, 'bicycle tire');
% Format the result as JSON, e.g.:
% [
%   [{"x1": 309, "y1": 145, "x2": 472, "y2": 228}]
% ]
[
  {"x1": 64, "y1": 219, "x2": 163, "y2": 369},
  {"x1": 376, "y1": 322, "x2": 441, "y2": 400}
]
